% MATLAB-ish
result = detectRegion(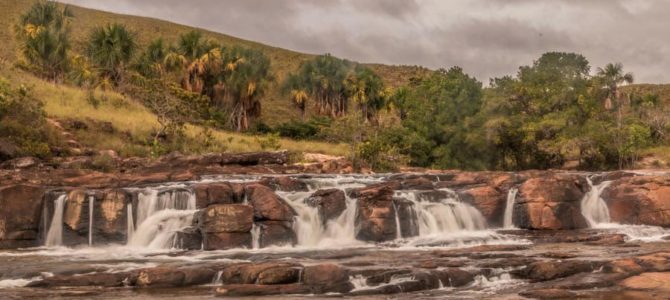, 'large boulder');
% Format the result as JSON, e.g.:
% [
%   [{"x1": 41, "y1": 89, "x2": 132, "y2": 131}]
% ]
[
  {"x1": 302, "y1": 263, "x2": 353, "y2": 293},
  {"x1": 459, "y1": 186, "x2": 507, "y2": 227},
  {"x1": 602, "y1": 176, "x2": 670, "y2": 227},
  {"x1": 0, "y1": 184, "x2": 45, "y2": 248},
  {"x1": 259, "y1": 176, "x2": 308, "y2": 192},
  {"x1": 244, "y1": 184, "x2": 296, "y2": 222},
  {"x1": 513, "y1": 174, "x2": 589, "y2": 230},
  {"x1": 354, "y1": 184, "x2": 398, "y2": 242},
  {"x1": 198, "y1": 204, "x2": 254, "y2": 250},
  {"x1": 256, "y1": 221, "x2": 296, "y2": 248},
  {"x1": 218, "y1": 262, "x2": 303, "y2": 285},
  {"x1": 304, "y1": 189, "x2": 347, "y2": 225},
  {"x1": 193, "y1": 182, "x2": 243, "y2": 208}
]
